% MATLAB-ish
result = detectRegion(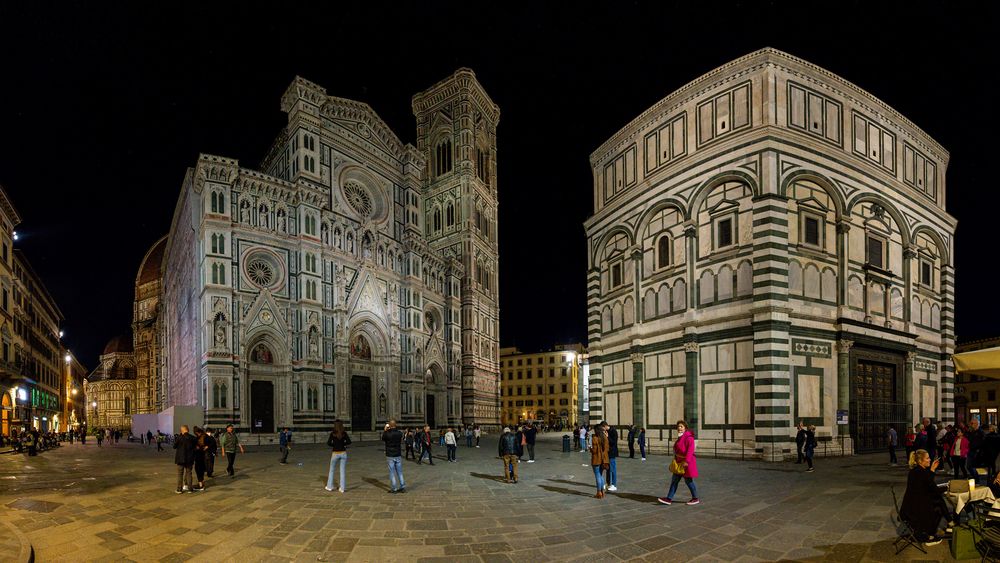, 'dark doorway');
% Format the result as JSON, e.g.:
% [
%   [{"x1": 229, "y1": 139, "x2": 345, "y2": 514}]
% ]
[
  {"x1": 849, "y1": 350, "x2": 908, "y2": 453},
  {"x1": 426, "y1": 394, "x2": 435, "y2": 427},
  {"x1": 250, "y1": 380, "x2": 274, "y2": 434},
  {"x1": 351, "y1": 376, "x2": 372, "y2": 431}
]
